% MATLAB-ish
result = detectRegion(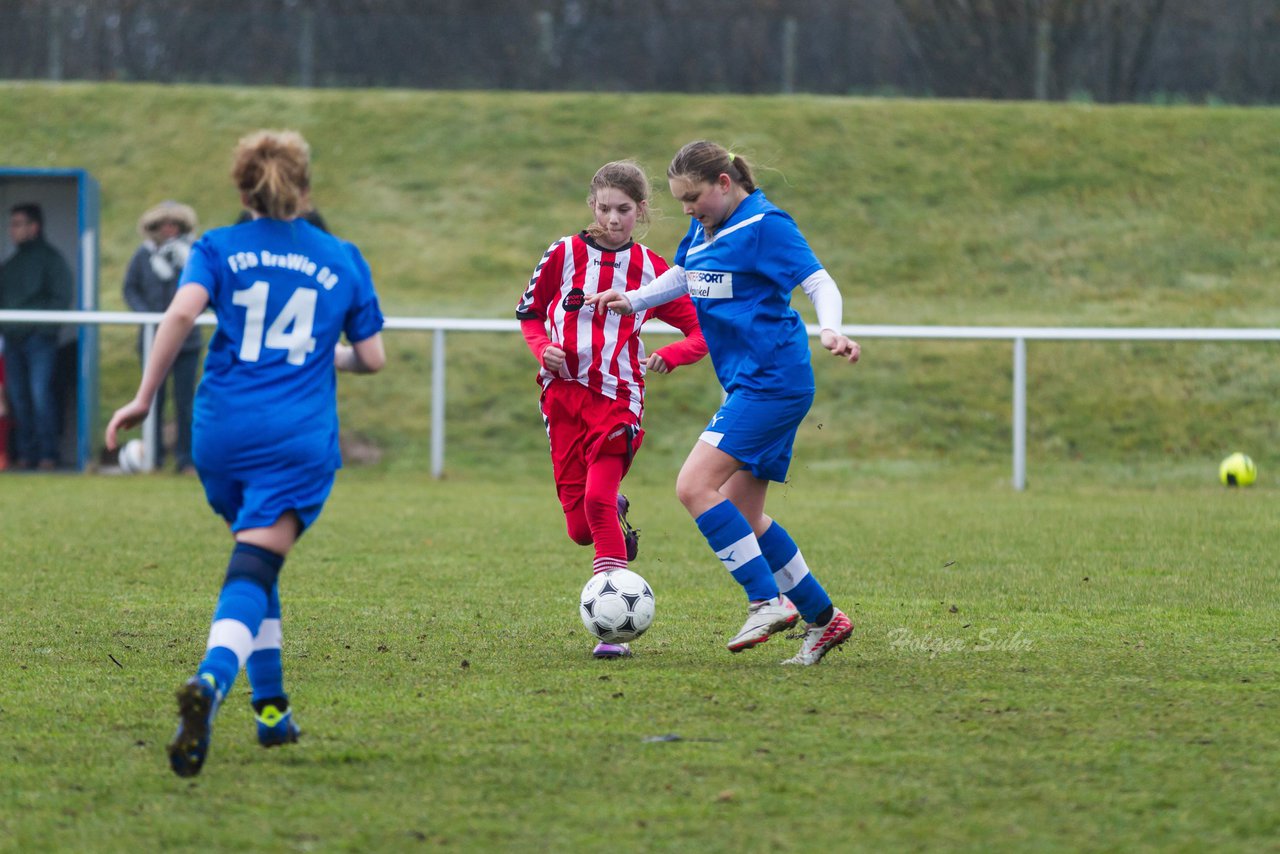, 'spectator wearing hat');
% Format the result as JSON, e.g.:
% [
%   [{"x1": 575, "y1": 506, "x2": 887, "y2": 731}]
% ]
[{"x1": 123, "y1": 201, "x2": 202, "y2": 473}]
